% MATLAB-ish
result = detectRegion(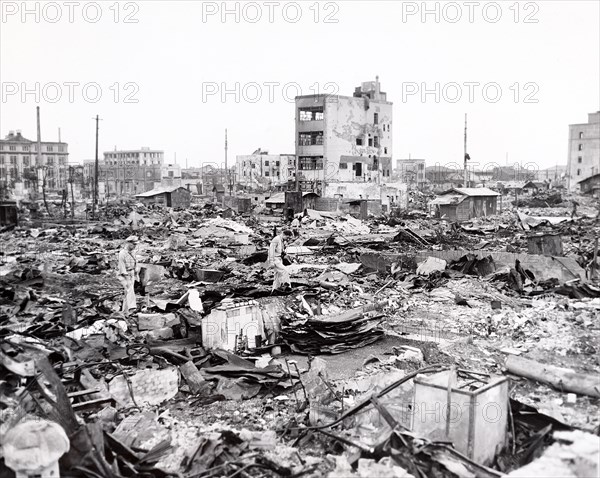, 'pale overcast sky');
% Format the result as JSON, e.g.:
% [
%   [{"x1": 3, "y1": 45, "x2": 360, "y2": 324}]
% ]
[{"x1": 1, "y1": 0, "x2": 599, "y2": 173}]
